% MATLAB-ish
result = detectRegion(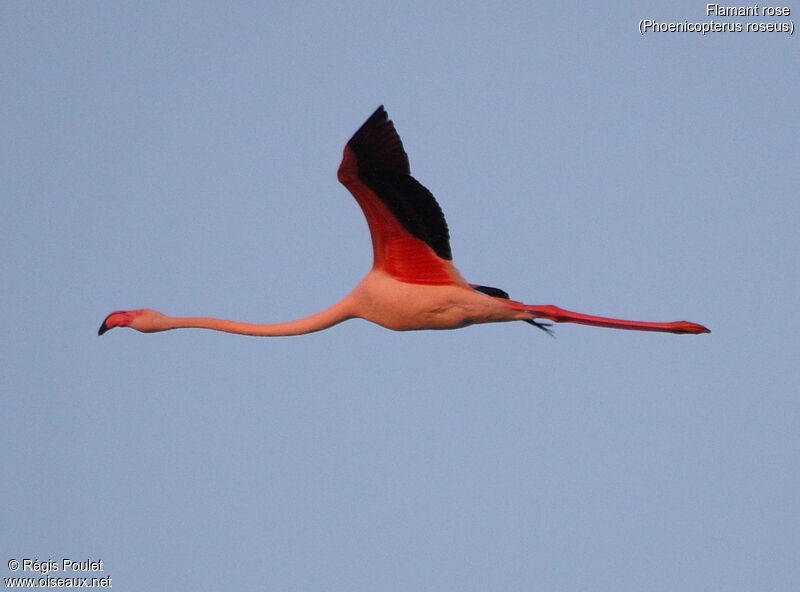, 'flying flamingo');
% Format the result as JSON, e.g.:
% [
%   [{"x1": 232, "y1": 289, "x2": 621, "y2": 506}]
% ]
[{"x1": 99, "y1": 107, "x2": 709, "y2": 338}]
